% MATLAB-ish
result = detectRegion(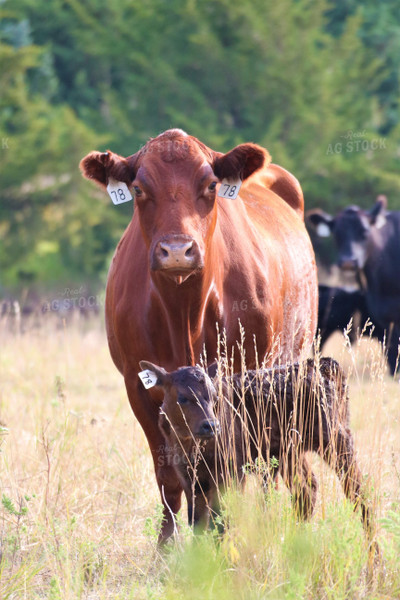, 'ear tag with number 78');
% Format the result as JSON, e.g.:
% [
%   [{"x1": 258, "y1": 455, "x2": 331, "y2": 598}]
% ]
[
  {"x1": 218, "y1": 178, "x2": 242, "y2": 200},
  {"x1": 107, "y1": 178, "x2": 133, "y2": 205},
  {"x1": 138, "y1": 370, "x2": 158, "y2": 389}
]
